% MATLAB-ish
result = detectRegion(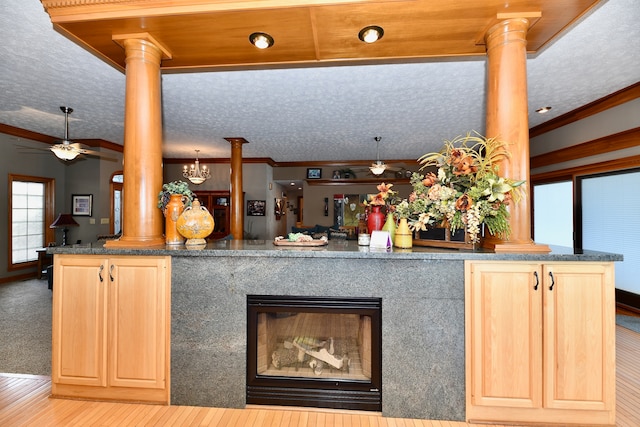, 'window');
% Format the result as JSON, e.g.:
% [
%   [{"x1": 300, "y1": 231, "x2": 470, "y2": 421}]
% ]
[
  {"x1": 533, "y1": 181, "x2": 573, "y2": 247},
  {"x1": 110, "y1": 172, "x2": 123, "y2": 235},
  {"x1": 578, "y1": 168, "x2": 640, "y2": 294},
  {"x1": 9, "y1": 174, "x2": 55, "y2": 269}
]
